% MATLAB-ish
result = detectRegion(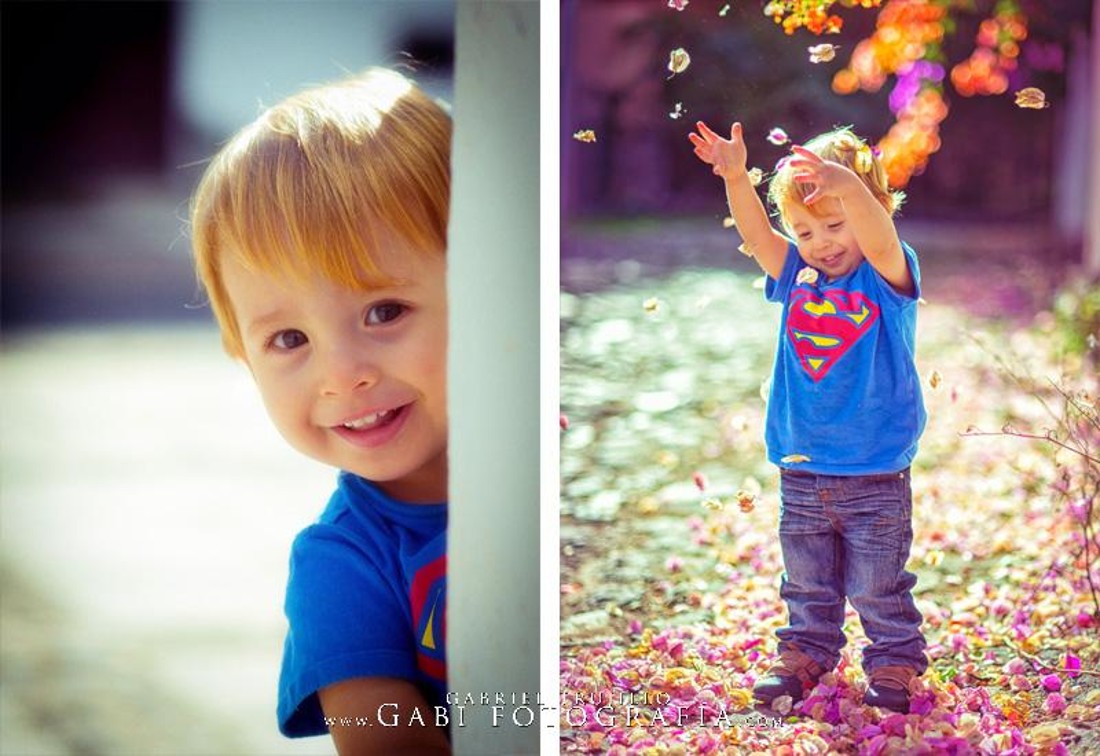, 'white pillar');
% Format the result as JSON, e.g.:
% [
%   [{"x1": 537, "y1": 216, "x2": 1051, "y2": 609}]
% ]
[
  {"x1": 1087, "y1": 0, "x2": 1100, "y2": 275},
  {"x1": 448, "y1": 3, "x2": 541, "y2": 755}
]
